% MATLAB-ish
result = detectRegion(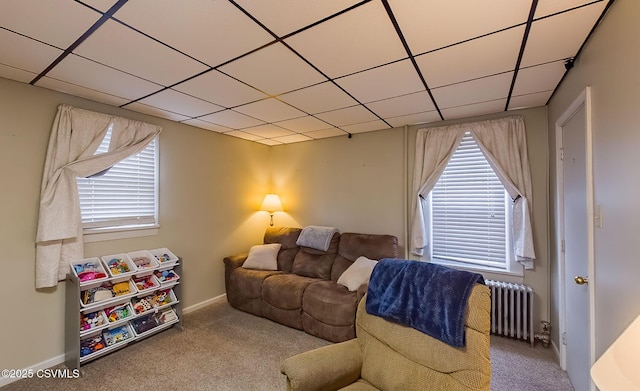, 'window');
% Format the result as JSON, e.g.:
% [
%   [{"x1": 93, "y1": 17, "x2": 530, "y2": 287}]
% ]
[
  {"x1": 428, "y1": 132, "x2": 517, "y2": 273},
  {"x1": 77, "y1": 126, "x2": 158, "y2": 235}
]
